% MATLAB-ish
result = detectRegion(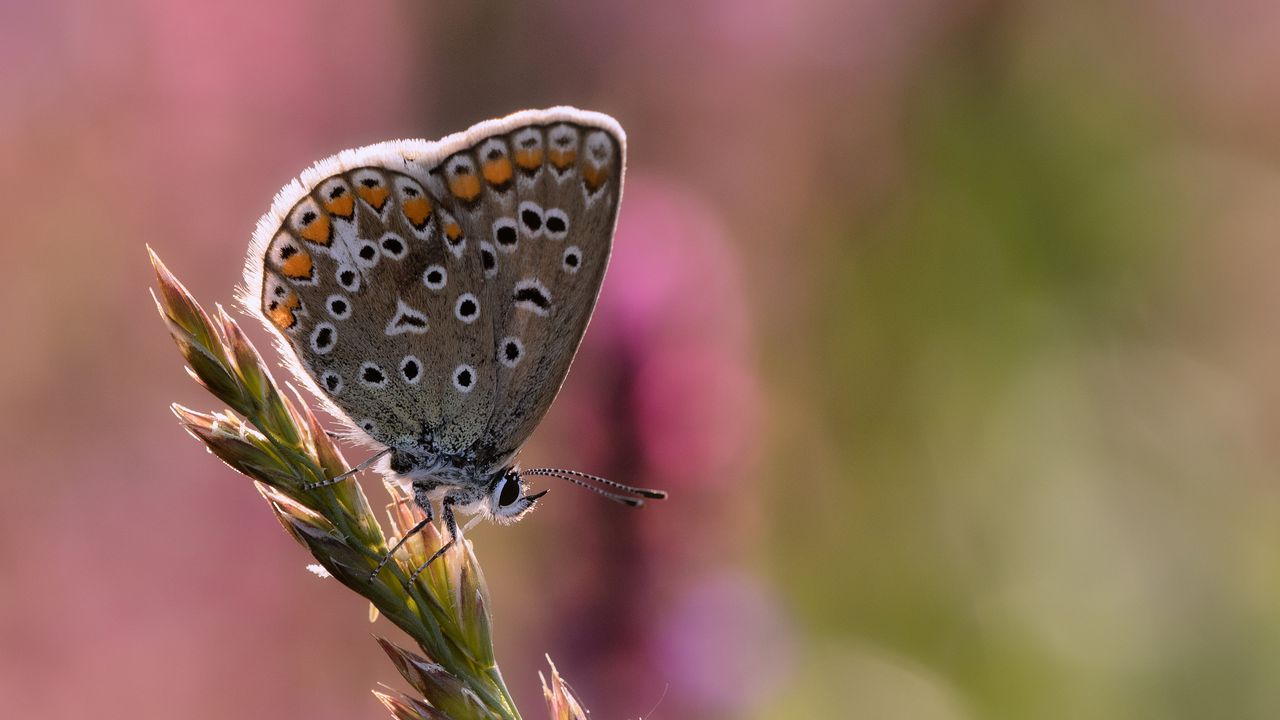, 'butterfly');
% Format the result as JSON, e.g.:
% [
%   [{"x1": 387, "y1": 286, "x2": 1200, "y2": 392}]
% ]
[{"x1": 241, "y1": 107, "x2": 666, "y2": 581}]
